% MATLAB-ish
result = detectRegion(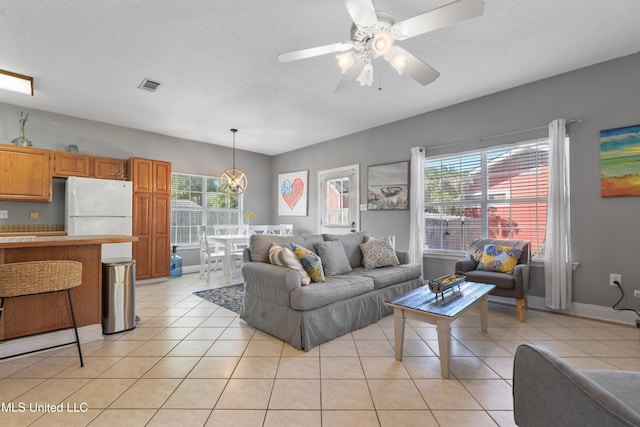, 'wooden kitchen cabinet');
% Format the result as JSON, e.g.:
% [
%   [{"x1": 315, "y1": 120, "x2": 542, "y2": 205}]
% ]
[
  {"x1": 128, "y1": 157, "x2": 172, "y2": 280},
  {"x1": 53, "y1": 151, "x2": 91, "y2": 178},
  {"x1": 131, "y1": 193, "x2": 152, "y2": 279},
  {"x1": 151, "y1": 194, "x2": 171, "y2": 277},
  {"x1": 54, "y1": 151, "x2": 126, "y2": 180},
  {"x1": 93, "y1": 156, "x2": 126, "y2": 180},
  {"x1": 0, "y1": 145, "x2": 53, "y2": 202}
]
